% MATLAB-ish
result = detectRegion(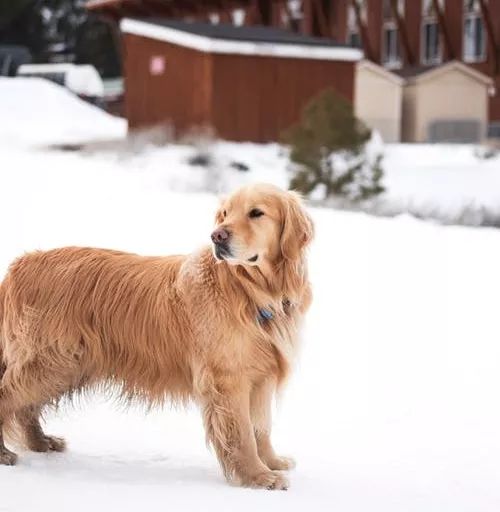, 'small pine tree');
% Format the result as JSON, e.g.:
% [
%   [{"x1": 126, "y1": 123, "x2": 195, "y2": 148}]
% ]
[{"x1": 283, "y1": 88, "x2": 385, "y2": 202}]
